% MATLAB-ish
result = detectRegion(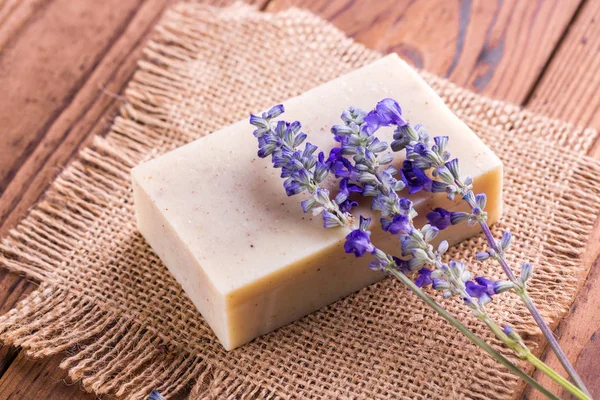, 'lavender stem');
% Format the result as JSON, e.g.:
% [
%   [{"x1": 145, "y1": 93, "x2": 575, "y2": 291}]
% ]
[{"x1": 463, "y1": 191, "x2": 591, "y2": 397}]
